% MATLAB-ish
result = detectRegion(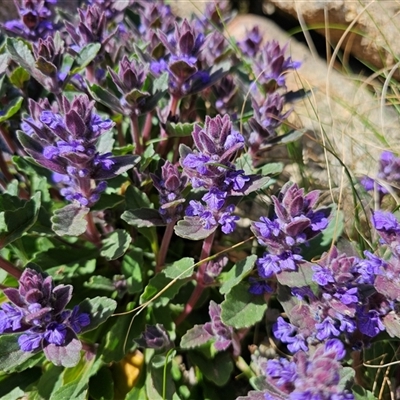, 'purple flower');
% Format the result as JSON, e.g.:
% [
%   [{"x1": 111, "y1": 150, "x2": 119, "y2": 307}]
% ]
[
  {"x1": 273, "y1": 317, "x2": 296, "y2": 343},
  {"x1": 151, "y1": 161, "x2": 188, "y2": 223},
  {"x1": 3, "y1": 0, "x2": 56, "y2": 41},
  {"x1": 361, "y1": 151, "x2": 400, "y2": 196},
  {"x1": 357, "y1": 308, "x2": 385, "y2": 337},
  {"x1": 315, "y1": 316, "x2": 340, "y2": 340},
  {"x1": 19, "y1": 94, "x2": 138, "y2": 207},
  {"x1": 253, "y1": 40, "x2": 301, "y2": 91},
  {"x1": 248, "y1": 278, "x2": 273, "y2": 295},
  {"x1": 0, "y1": 268, "x2": 90, "y2": 364},
  {"x1": 238, "y1": 26, "x2": 263, "y2": 58},
  {"x1": 257, "y1": 251, "x2": 303, "y2": 278},
  {"x1": 135, "y1": 324, "x2": 172, "y2": 350},
  {"x1": 261, "y1": 341, "x2": 354, "y2": 399},
  {"x1": 252, "y1": 183, "x2": 330, "y2": 257},
  {"x1": 203, "y1": 301, "x2": 239, "y2": 355}
]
